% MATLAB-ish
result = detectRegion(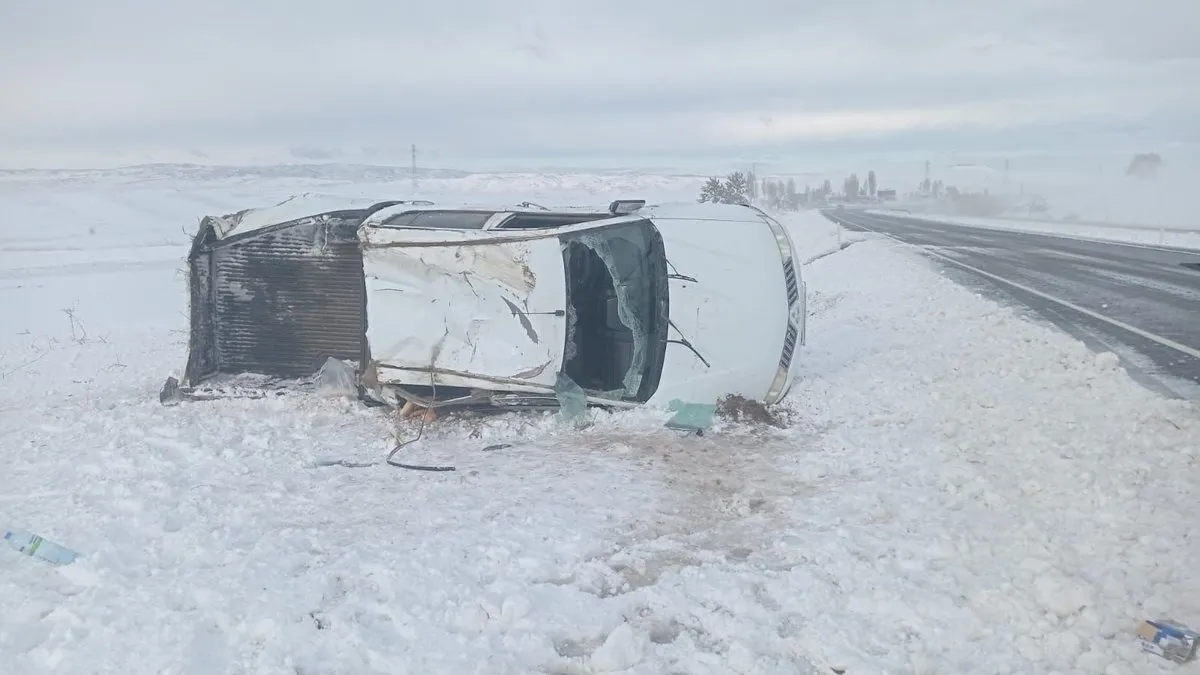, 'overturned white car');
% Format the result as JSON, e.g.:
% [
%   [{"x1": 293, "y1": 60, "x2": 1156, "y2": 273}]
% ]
[{"x1": 171, "y1": 196, "x2": 806, "y2": 413}]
